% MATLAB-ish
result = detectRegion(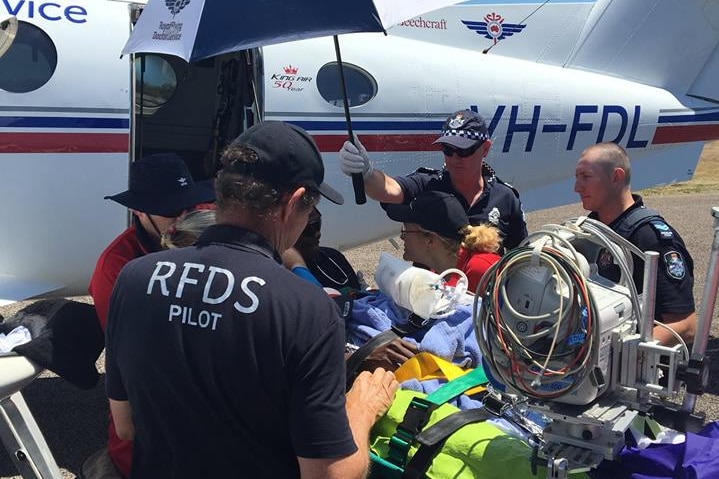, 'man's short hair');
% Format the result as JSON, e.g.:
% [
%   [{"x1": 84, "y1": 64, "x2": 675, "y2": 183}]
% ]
[{"x1": 586, "y1": 142, "x2": 632, "y2": 186}]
